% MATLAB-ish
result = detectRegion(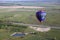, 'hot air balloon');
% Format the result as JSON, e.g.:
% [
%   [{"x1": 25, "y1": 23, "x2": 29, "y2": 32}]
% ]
[{"x1": 36, "y1": 10, "x2": 46, "y2": 22}]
